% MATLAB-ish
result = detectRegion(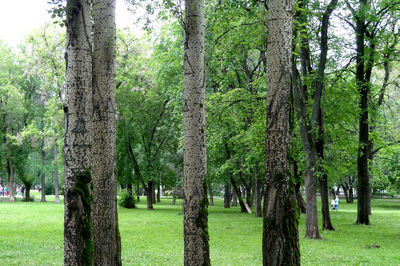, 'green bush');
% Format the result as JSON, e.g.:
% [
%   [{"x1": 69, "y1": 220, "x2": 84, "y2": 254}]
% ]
[{"x1": 118, "y1": 191, "x2": 136, "y2": 209}]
